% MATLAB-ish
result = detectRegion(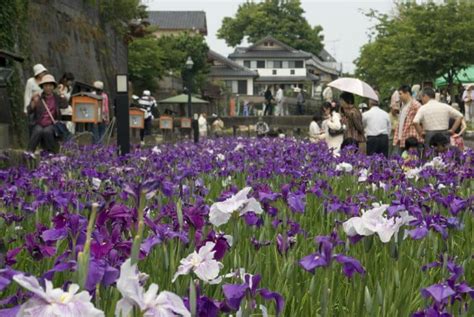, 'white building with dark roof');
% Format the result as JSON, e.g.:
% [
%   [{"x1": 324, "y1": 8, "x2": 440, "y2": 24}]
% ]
[
  {"x1": 227, "y1": 35, "x2": 340, "y2": 96},
  {"x1": 208, "y1": 50, "x2": 258, "y2": 96}
]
